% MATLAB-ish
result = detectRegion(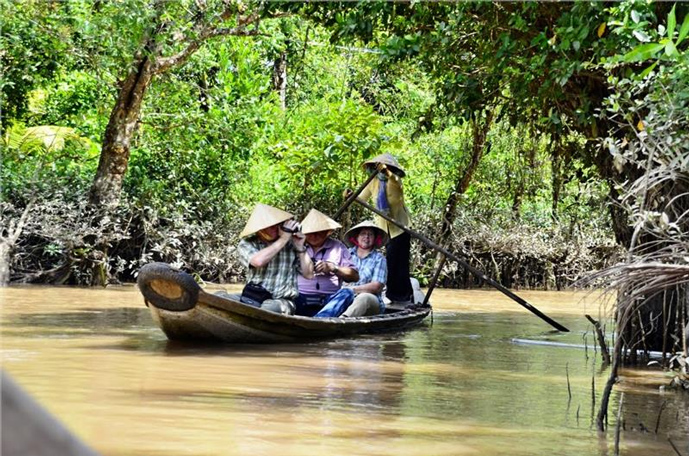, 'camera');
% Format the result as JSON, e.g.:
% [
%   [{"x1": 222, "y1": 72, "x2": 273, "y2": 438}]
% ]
[{"x1": 281, "y1": 221, "x2": 301, "y2": 234}]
